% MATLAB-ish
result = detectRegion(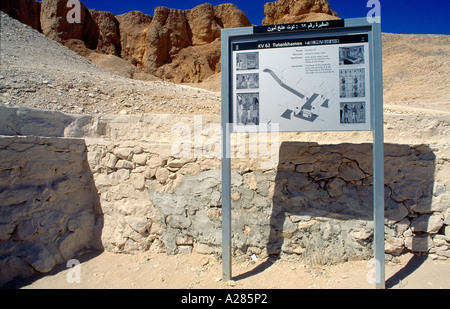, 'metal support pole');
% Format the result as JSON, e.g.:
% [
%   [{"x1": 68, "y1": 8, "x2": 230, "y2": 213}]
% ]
[
  {"x1": 221, "y1": 128, "x2": 232, "y2": 282},
  {"x1": 372, "y1": 21, "x2": 385, "y2": 289},
  {"x1": 222, "y1": 149, "x2": 231, "y2": 282},
  {"x1": 373, "y1": 122, "x2": 385, "y2": 289},
  {"x1": 220, "y1": 26, "x2": 253, "y2": 282},
  {"x1": 221, "y1": 30, "x2": 232, "y2": 282}
]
